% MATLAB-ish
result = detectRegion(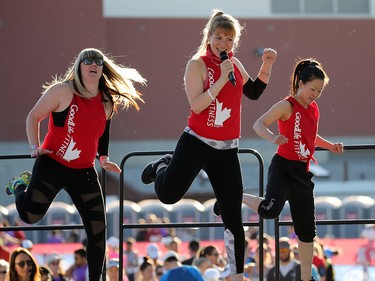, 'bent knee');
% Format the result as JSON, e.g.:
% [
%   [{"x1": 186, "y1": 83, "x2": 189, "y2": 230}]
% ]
[{"x1": 258, "y1": 200, "x2": 283, "y2": 219}]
